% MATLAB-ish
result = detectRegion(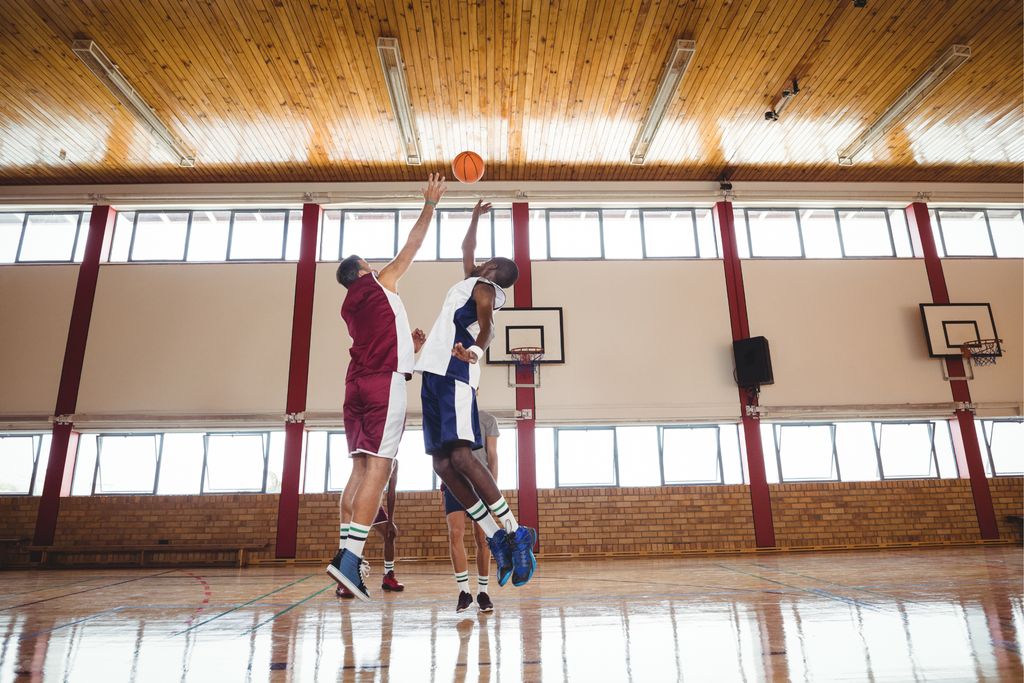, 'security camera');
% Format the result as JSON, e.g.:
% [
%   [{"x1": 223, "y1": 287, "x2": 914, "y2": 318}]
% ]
[
  {"x1": 853, "y1": 0, "x2": 866, "y2": 7},
  {"x1": 764, "y1": 111, "x2": 778, "y2": 122}
]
